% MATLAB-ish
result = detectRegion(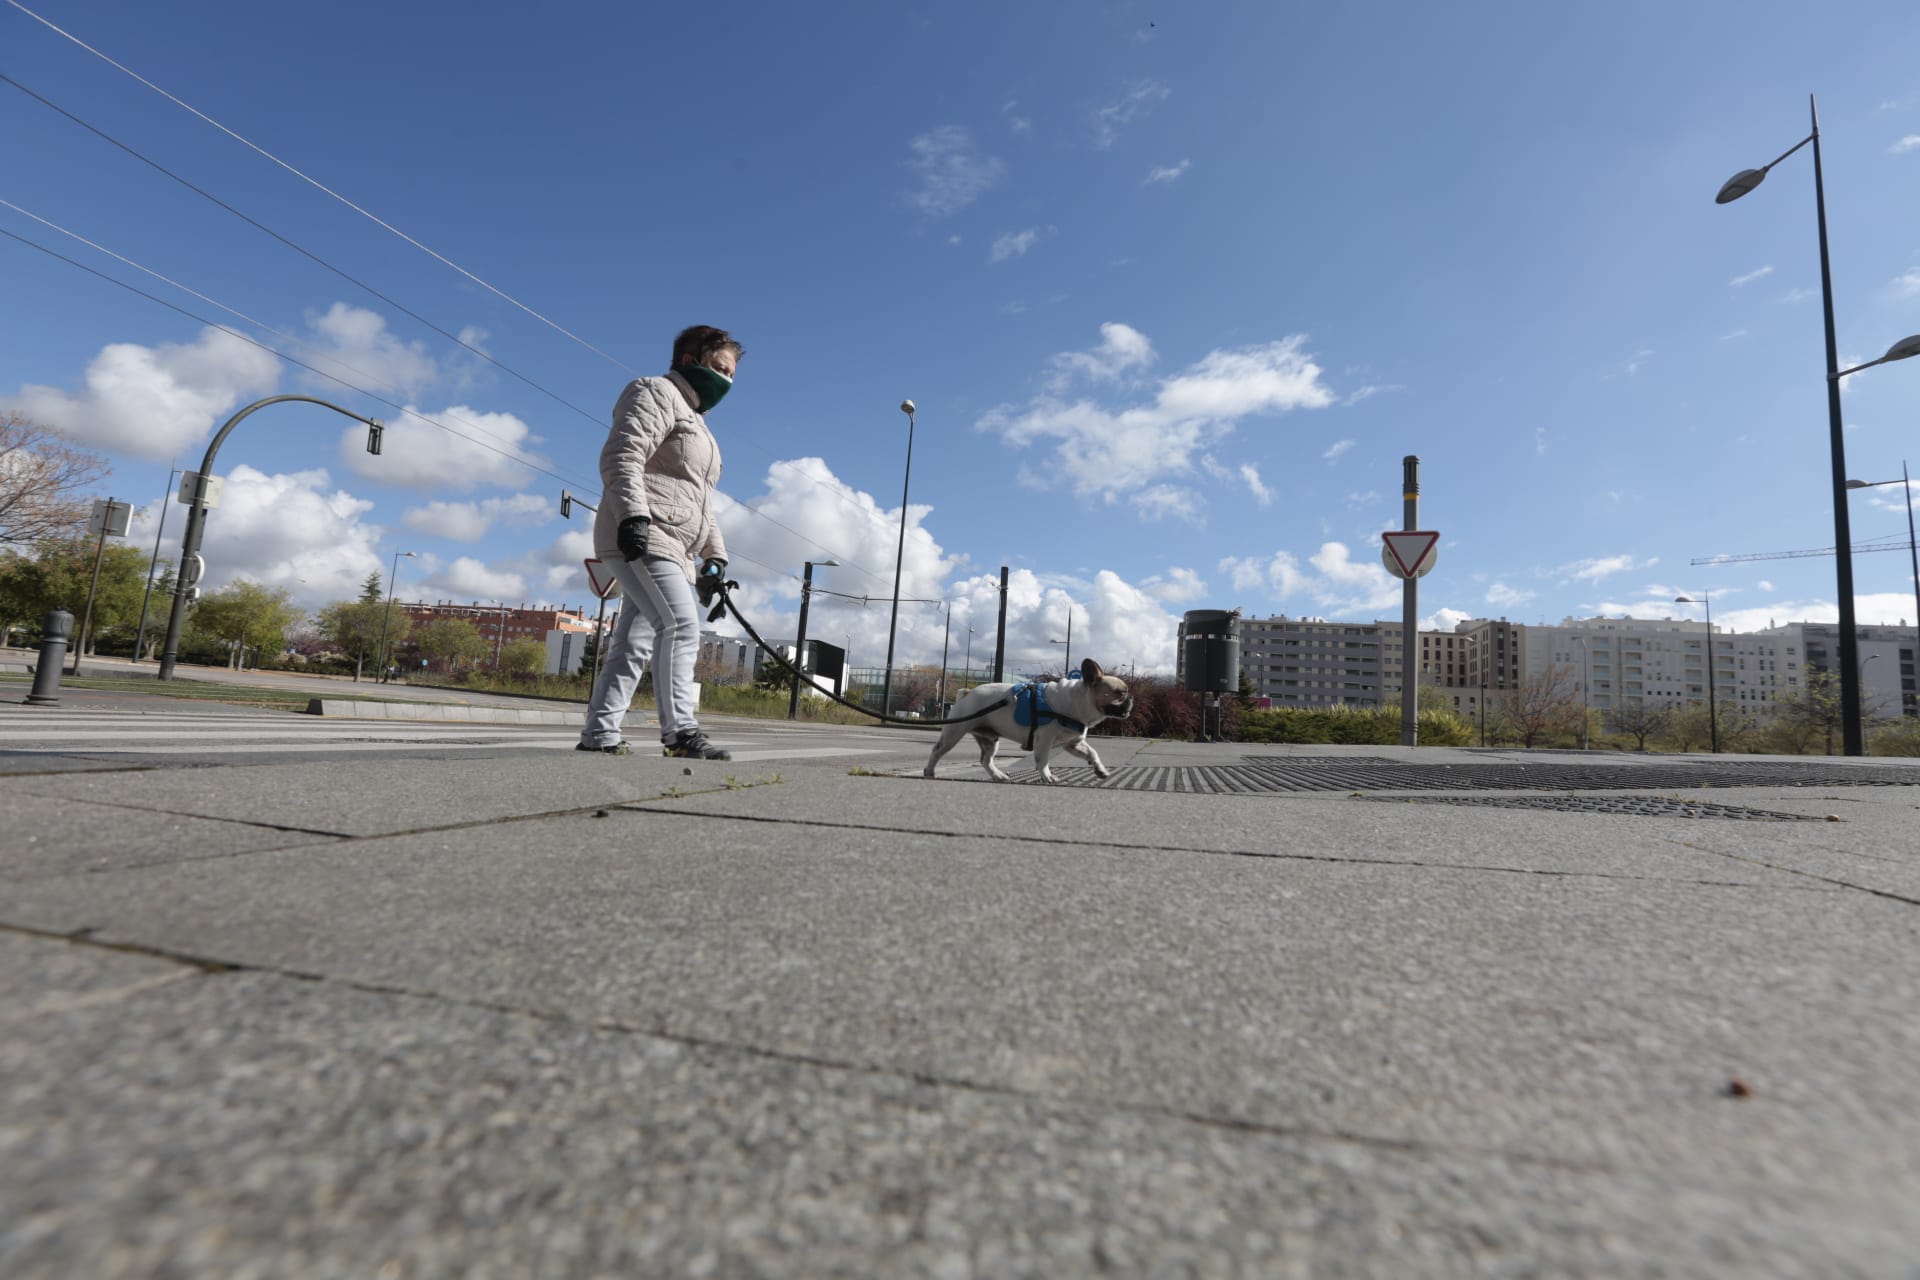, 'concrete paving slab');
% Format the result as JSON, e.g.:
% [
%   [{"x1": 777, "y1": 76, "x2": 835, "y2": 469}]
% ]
[
  {"x1": 7, "y1": 970, "x2": 1905, "y2": 1278},
  {"x1": 6, "y1": 810, "x2": 1915, "y2": 1200},
  {"x1": 0, "y1": 789, "x2": 340, "y2": 880},
  {"x1": 4, "y1": 755, "x2": 764, "y2": 837},
  {"x1": 0, "y1": 931, "x2": 198, "y2": 1025},
  {"x1": 0, "y1": 754, "x2": 133, "y2": 776},
  {"x1": 634, "y1": 771, "x2": 1831, "y2": 888}
]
